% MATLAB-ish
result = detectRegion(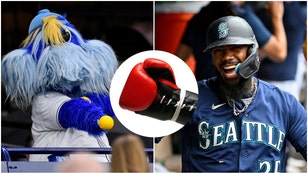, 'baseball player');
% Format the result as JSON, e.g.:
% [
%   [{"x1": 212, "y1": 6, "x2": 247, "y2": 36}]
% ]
[{"x1": 181, "y1": 16, "x2": 307, "y2": 172}]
